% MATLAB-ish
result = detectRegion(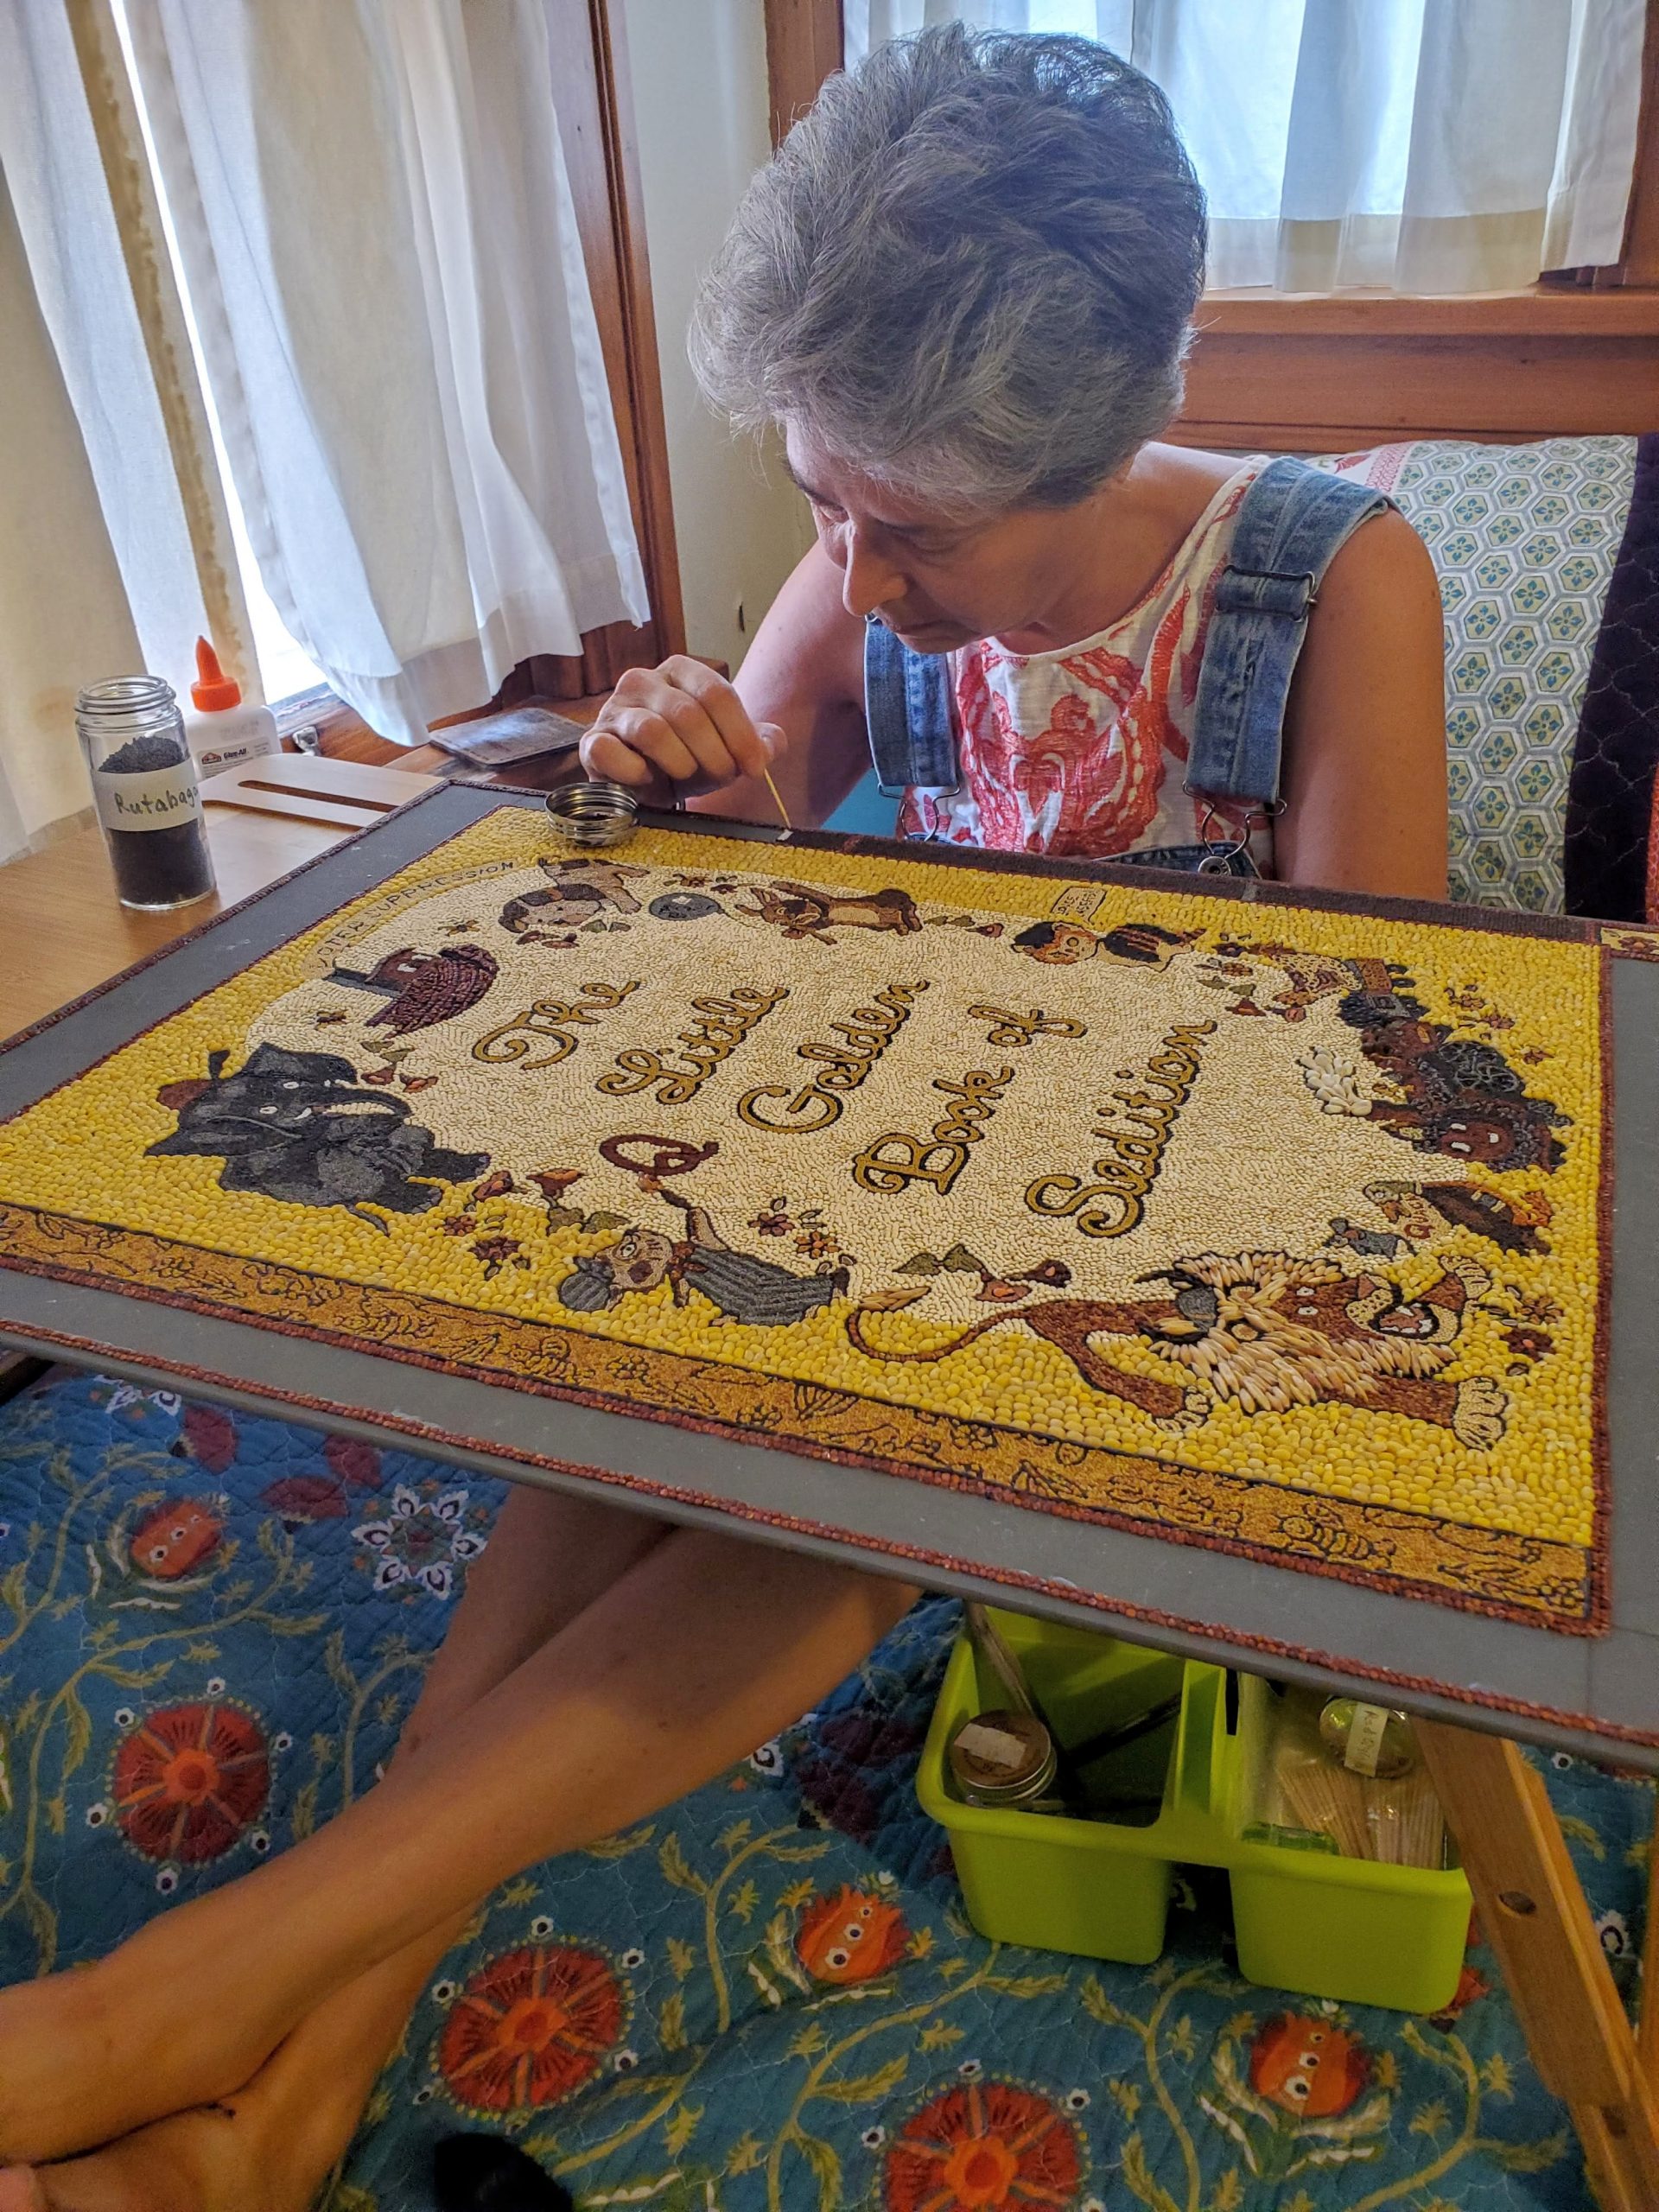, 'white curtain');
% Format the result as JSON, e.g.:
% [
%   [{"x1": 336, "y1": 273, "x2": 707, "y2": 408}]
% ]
[
  {"x1": 123, "y1": 0, "x2": 649, "y2": 745},
  {"x1": 0, "y1": 0, "x2": 254, "y2": 714},
  {"x1": 844, "y1": 0, "x2": 1646, "y2": 292},
  {"x1": 0, "y1": 164, "x2": 144, "y2": 862}
]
